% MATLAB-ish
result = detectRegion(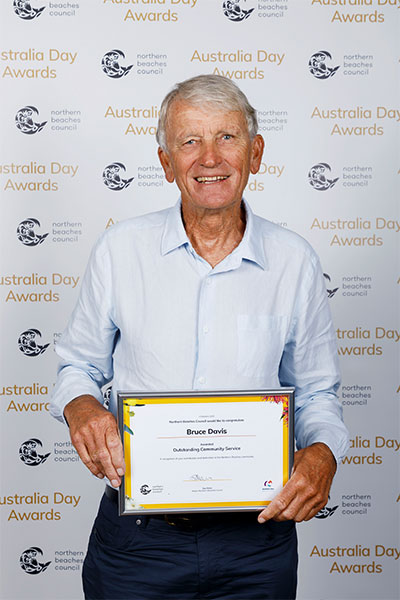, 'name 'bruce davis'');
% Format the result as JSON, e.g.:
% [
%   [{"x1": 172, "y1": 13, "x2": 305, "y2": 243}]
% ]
[{"x1": 186, "y1": 428, "x2": 227, "y2": 435}]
